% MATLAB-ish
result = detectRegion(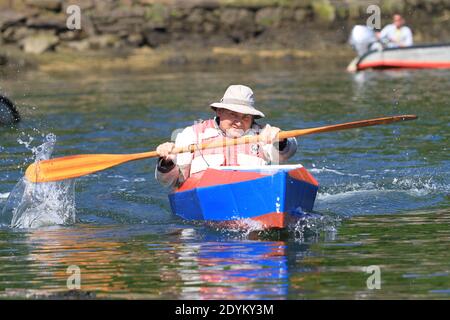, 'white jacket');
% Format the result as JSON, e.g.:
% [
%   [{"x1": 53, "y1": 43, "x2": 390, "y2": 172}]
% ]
[{"x1": 380, "y1": 24, "x2": 413, "y2": 47}]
